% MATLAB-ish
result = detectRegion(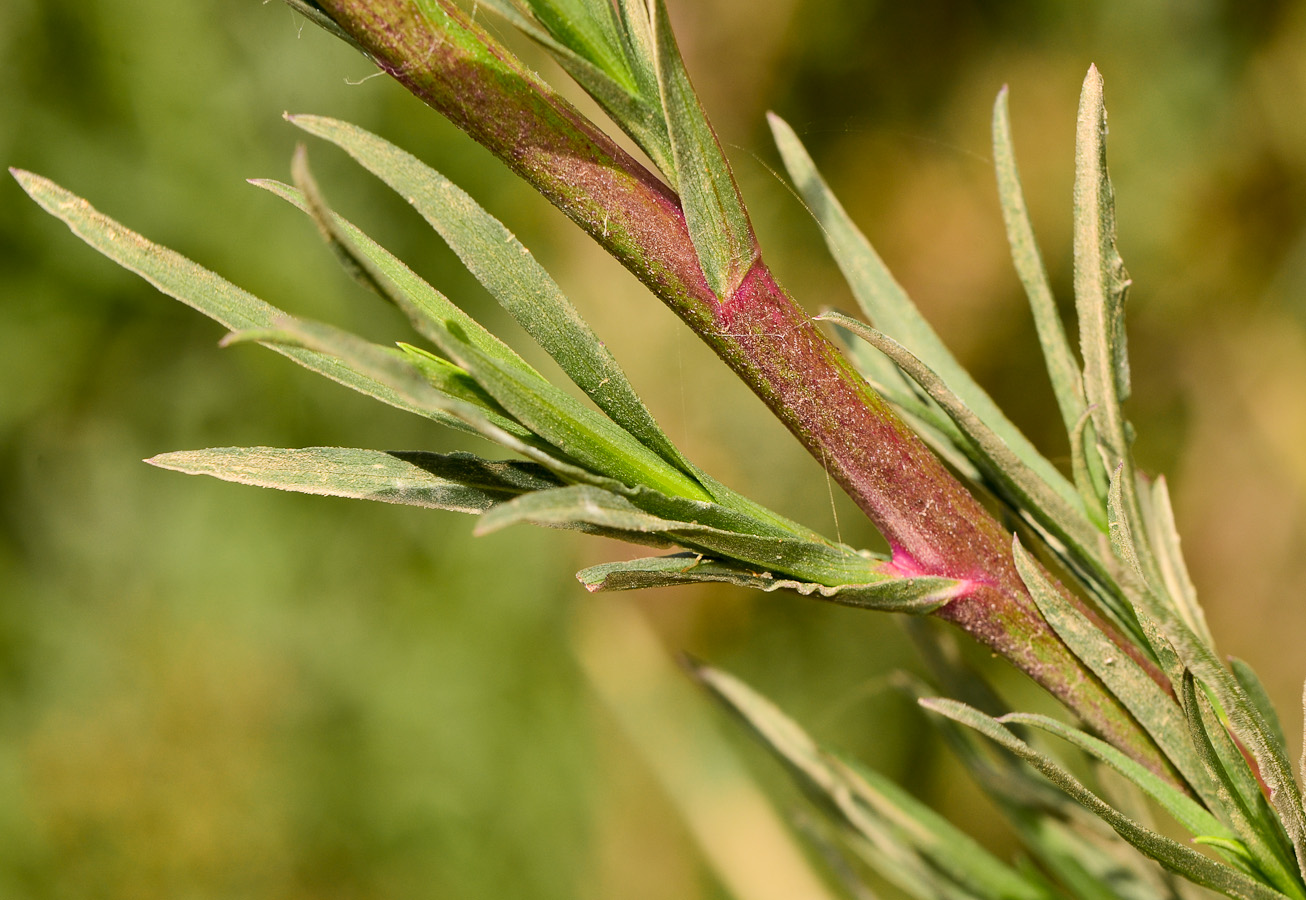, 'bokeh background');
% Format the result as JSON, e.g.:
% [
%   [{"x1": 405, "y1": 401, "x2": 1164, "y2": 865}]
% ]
[{"x1": 4, "y1": 0, "x2": 1306, "y2": 897}]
